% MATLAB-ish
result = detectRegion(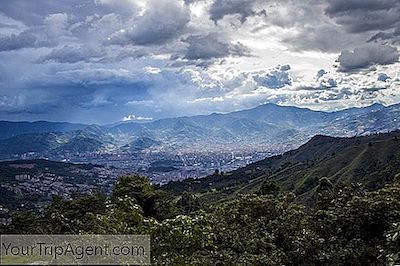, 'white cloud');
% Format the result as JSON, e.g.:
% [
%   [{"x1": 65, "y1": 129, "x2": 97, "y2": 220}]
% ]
[
  {"x1": 143, "y1": 66, "x2": 161, "y2": 74},
  {"x1": 122, "y1": 114, "x2": 153, "y2": 121}
]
